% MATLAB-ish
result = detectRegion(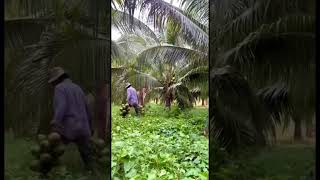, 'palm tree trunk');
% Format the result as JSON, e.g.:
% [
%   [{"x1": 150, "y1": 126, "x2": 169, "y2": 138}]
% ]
[
  {"x1": 96, "y1": 84, "x2": 107, "y2": 141},
  {"x1": 165, "y1": 97, "x2": 171, "y2": 108},
  {"x1": 306, "y1": 120, "x2": 313, "y2": 138},
  {"x1": 105, "y1": 83, "x2": 111, "y2": 144},
  {"x1": 293, "y1": 116, "x2": 302, "y2": 141},
  {"x1": 138, "y1": 88, "x2": 146, "y2": 107},
  {"x1": 38, "y1": 89, "x2": 52, "y2": 135},
  {"x1": 165, "y1": 91, "x2": 174, "y2": 109},
  {"x1": 38, "y1": 107, "x2": 51, "y2": 135}
]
